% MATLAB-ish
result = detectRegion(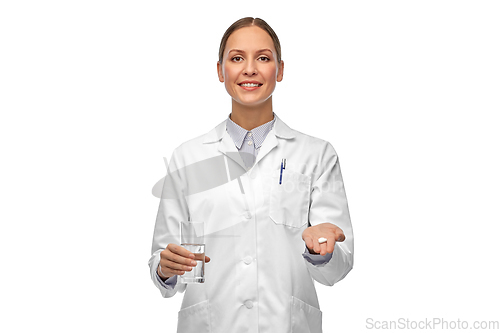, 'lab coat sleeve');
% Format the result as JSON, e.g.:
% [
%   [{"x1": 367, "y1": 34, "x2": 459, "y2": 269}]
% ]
[
  {"x1": 148, "y1": 148, "x2": 188, "y2": 298},
  {"x1": 155, "y1": 270, "x2": 178, "y2": 289},
  {"x1": 302, "y1": 246, "x2": 333, "y2": 265},
  {"x1": 304, "y1": 142, "x2": 354, "y2": 286}
]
